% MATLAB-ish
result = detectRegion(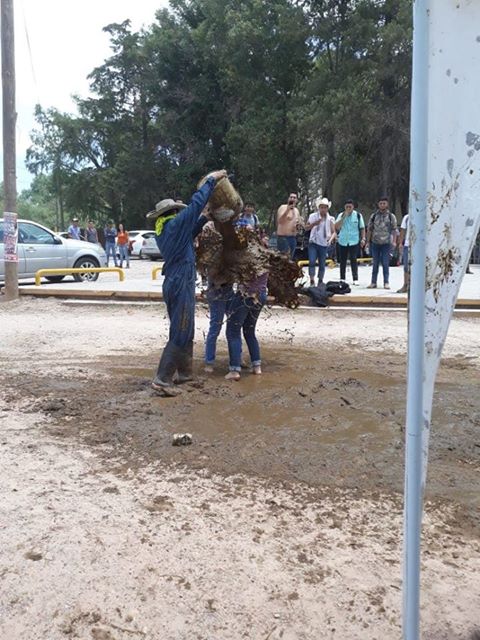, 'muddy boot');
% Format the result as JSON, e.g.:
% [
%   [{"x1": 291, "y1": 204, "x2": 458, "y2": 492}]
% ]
[
  {"x1": 174, "y1": 341, "x2": 194, "y2": 385},
  {"x1": 152, "y1": 342, "x2": 182, "y2": 396}
]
